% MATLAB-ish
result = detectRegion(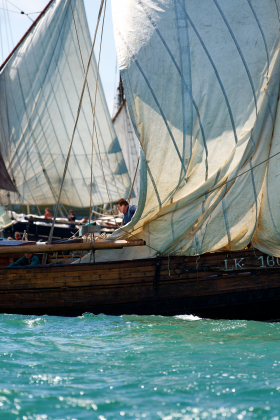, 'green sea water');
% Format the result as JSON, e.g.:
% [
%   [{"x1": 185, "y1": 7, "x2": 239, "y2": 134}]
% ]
[{"x1": 1, "y1": 313, "x2": 280, "y2": 420}]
